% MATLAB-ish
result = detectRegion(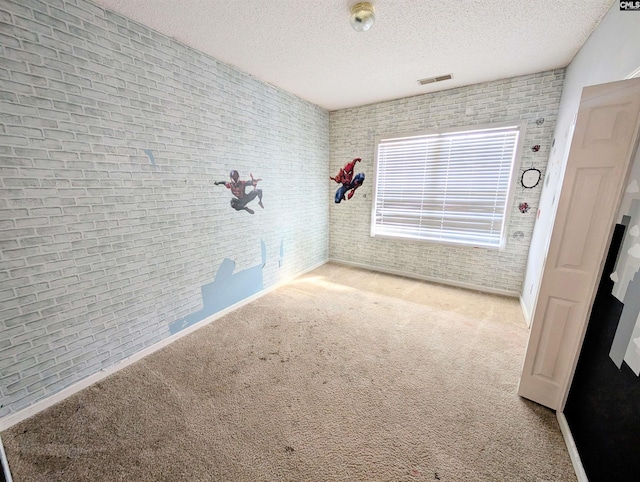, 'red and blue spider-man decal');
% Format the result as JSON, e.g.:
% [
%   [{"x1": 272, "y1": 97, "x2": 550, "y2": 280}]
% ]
[{"x1": 331, "y1": 157, "x2": 365, "y2": 203}]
